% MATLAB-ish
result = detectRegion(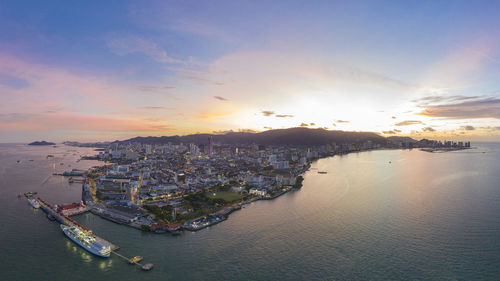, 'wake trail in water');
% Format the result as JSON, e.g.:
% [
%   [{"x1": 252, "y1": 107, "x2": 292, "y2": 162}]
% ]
[{"x1": 41, "y1": 175, "x2": 52, "y2": 185}]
